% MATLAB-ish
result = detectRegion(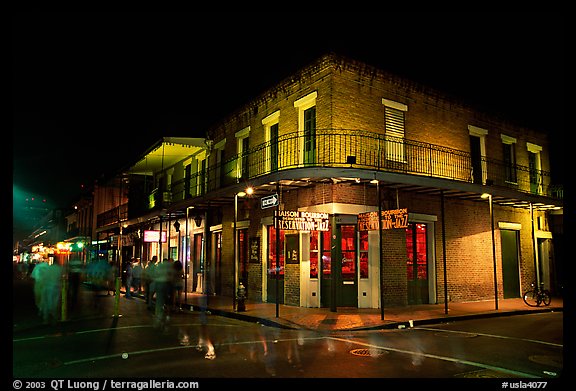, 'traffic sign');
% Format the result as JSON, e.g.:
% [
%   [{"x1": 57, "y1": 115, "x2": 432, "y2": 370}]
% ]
[{"x1": 261, "y1": 193, "x2": 279, "y2": 209}]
